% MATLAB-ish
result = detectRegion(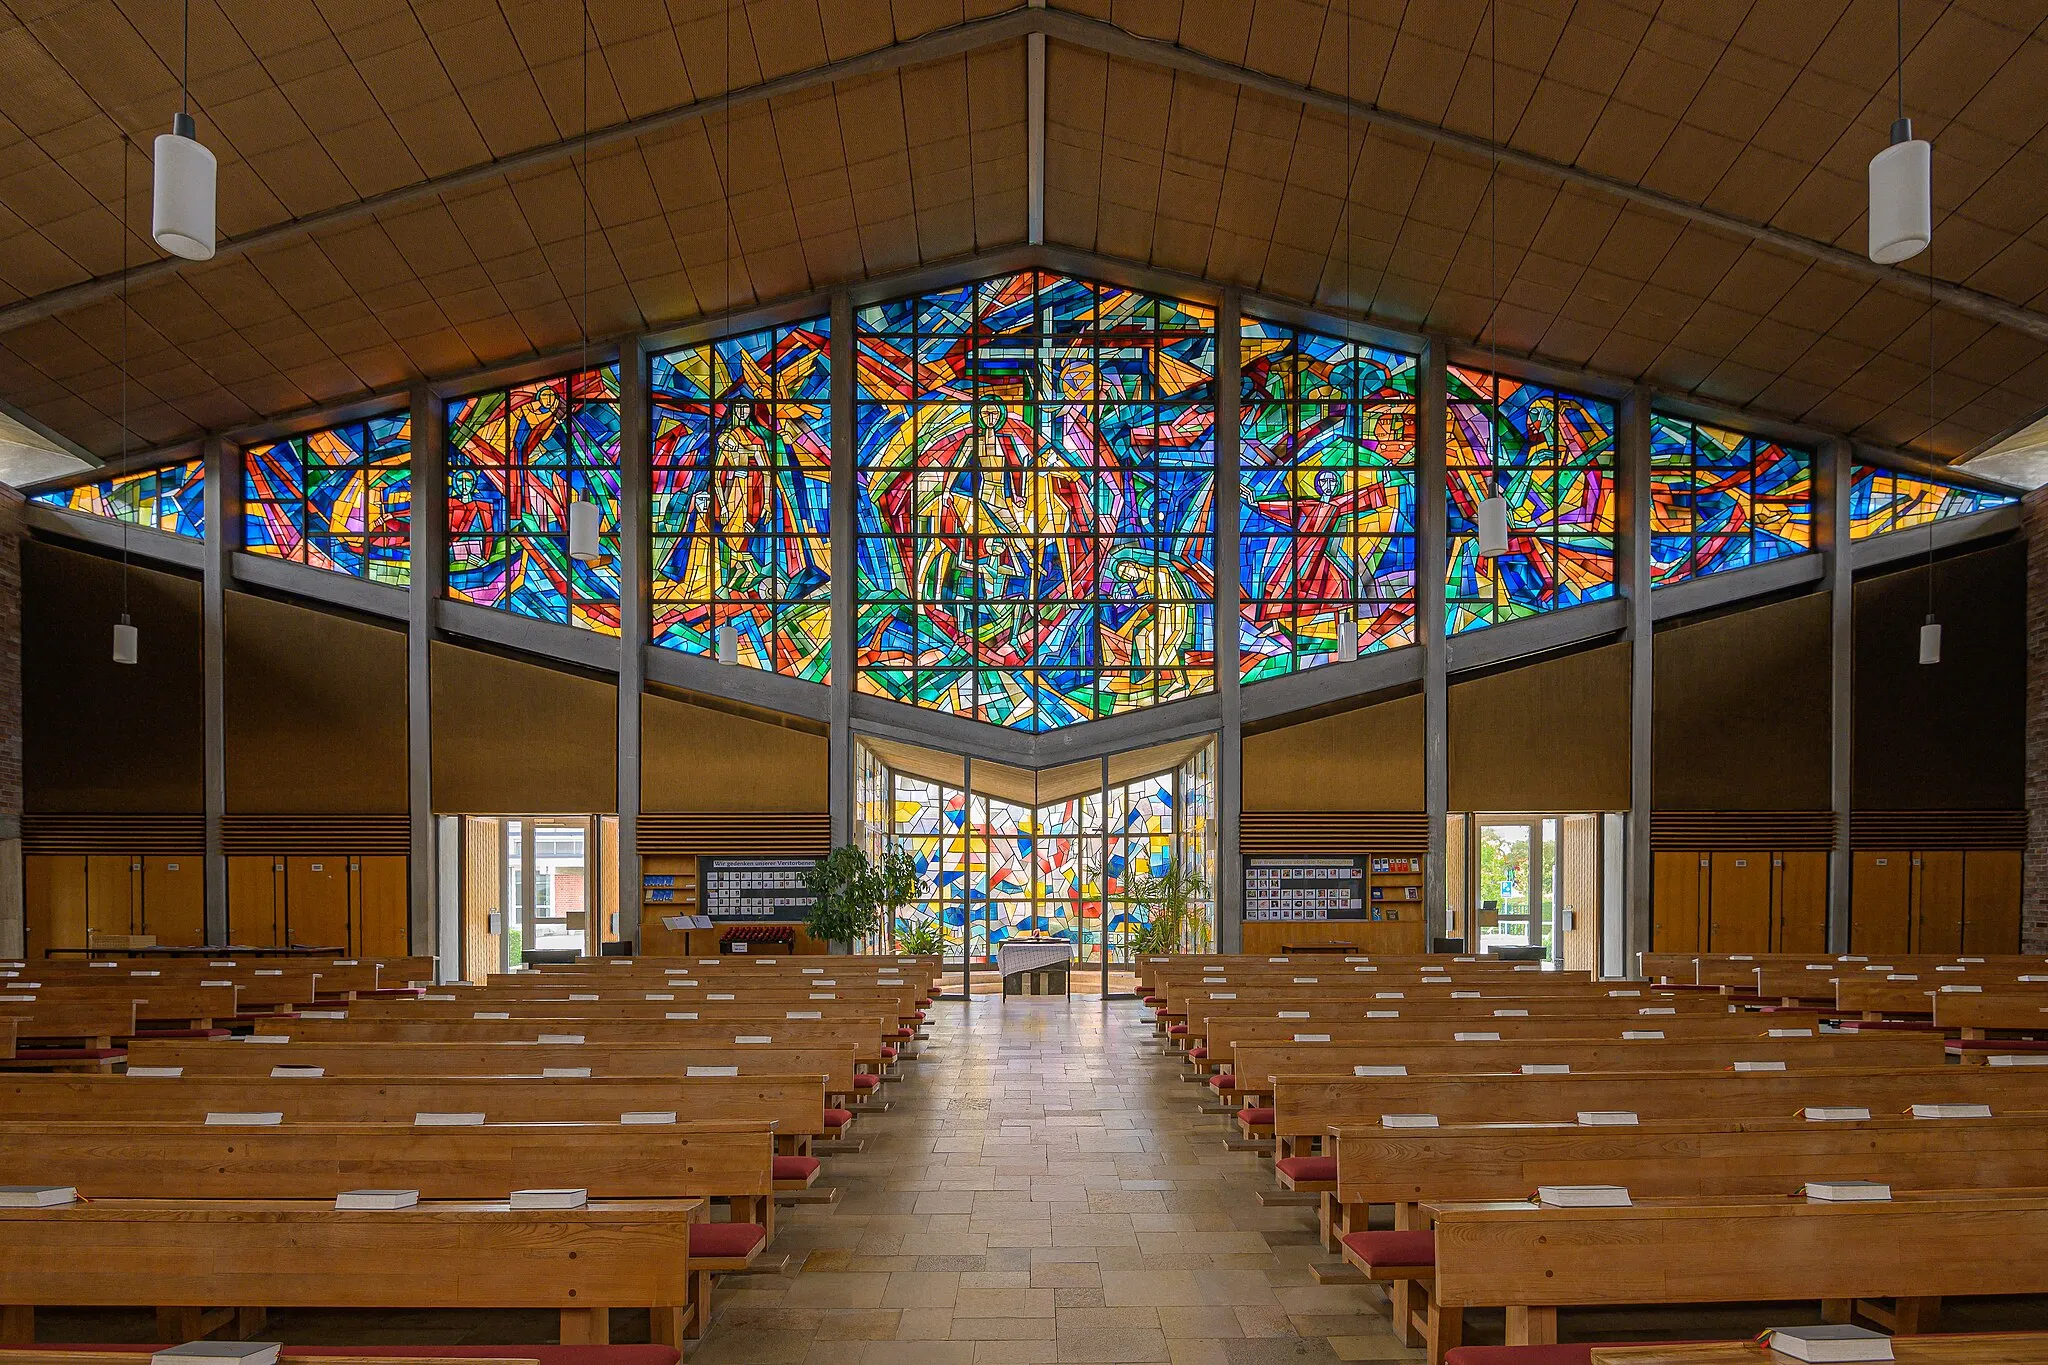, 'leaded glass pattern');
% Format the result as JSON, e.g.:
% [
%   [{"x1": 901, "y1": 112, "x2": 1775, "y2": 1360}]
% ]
[
  {"x1": 854, "y1": 270, "x2": 1218, "y2": 731},
  {"x1": 446, "y1": 365, "x2": 621, "y2": 635},
  {"x1": 1239, "y1": 320, "x2": 1418, "y2": 681},
  {"x1": 1445, "y1": 367, "x2": 1616, "y2": 633},
  {"x1": 1648, "y1": 415, "x2": 1811, "y2": 586},
  {"x1": 244, "y1": 415, "x2": 412, "y2": 585},
  {"x1": 649, "y1": 320, "x2": 831, "y2": 681},
  {"x1": 1849, "y1": 463, "x2": 2017, "y2": 540},
  {"x1": 32, "y1": 458, "x2": 205, "y2": 538}
]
